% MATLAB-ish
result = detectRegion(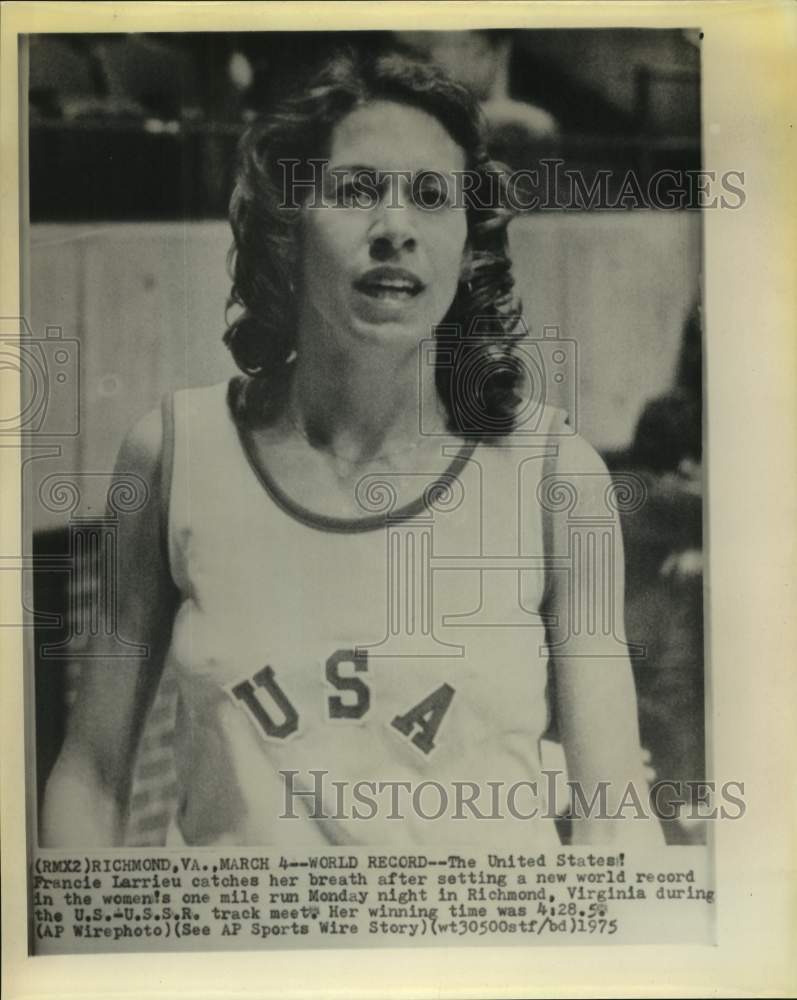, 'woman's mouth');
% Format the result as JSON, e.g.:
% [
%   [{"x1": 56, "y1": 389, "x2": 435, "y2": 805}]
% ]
[{"x1": 353, "y1": 266, "x2": 425, "y2": 301}]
